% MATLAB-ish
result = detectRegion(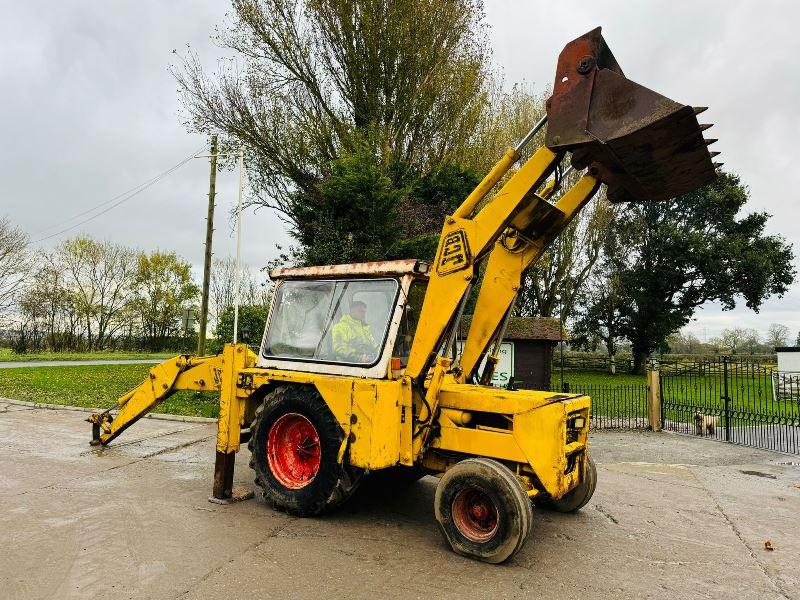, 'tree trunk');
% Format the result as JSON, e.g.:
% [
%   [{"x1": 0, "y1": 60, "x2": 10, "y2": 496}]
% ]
[{"x1": 632, "y1": 348, "x2": 649, "y2": 375}]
